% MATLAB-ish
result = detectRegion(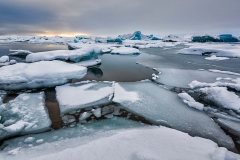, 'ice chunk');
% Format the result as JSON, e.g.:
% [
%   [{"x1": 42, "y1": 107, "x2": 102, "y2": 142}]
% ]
[
  {"x1": 92, "y1": 108, "x2": 101, "y2": 118},
  {"x1": 26, "y1": 45, "x2": 101, "y2": 63},
  {"x1": 36, "y1": 139, "x2": 44, "y2": 144},
  {"x1": 0, "y1": 61, "x2": 87, "y2": 90},
  {"x1": 74, "y1": 59, "x2": 101, "y2": 67},
  {"x1": 79, "y1": 112, "x2": 92, "y2": 121},
  {"x1": 0, "y1": 92, "x2": 51, "y2": 140},
  {"x1": 0, "y1": 56, "x2": 9, "y2": 63},
  {"x1": 200, "y1": 87, "x2": 240, "y2": 111},
  {"x1": 30, "y1": 127, "x2": 236, "y2": 160},
  {"x1": 178, "y1": 93, "x2": 204, "y2": 111},
  {"x1": 24, "y1": 137, "x2": 35, "y2": 143},
  {"x1": 56, "y1": 81, "x2": 114, "y2": 114},
  {"x1": 205, "y1": 55, "x2": 230, "y2": 61},
  {"x1": 162, "y1": 34, "x2": 183, "y2": 42},
  {"x1": 113, "y1": 81, "x2": 235, "y2": 149},
  {"x1": 110, "y1": 47, "x2": 140, "y2": 55},
  {"x1": 153, "y1": 68, "x2": 239, "y2": 88},
  {"x1": 9, "y1": 49, "x2": 32, "y2": 56},
  {"x1": 212, "y1": 147, "x2": 237, "y2": 160}
]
